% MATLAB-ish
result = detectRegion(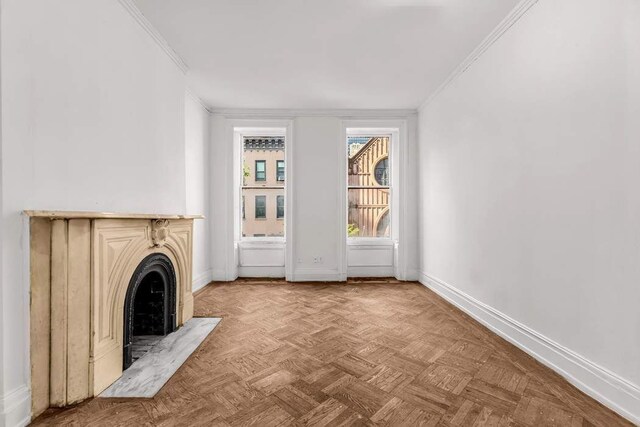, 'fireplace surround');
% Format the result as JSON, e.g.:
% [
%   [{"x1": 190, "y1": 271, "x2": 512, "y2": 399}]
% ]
[
  {"x1": 25, "y1": 211, "x2": 203, "y2": 419},
  {"x1": 123, "y1": 253, "x2": 177, "y2": 369}
]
